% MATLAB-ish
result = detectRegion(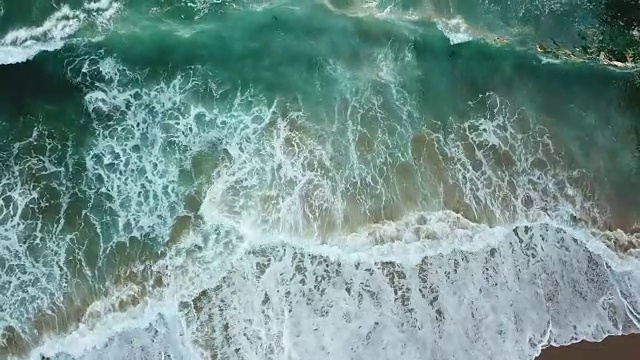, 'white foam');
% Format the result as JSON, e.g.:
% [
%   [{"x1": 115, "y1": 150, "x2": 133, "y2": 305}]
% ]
[
  {"x1": 8, "y1": 37, "x2": 640, "y2": 360},
  {"x1": 538, "y1": 54, "x2": 562, "y2": 64},
  {"x1": 0, "y1": 127, "x2": 73, "y2": 339},
  {"x1": 189, "y1": 221, "x2": 640, "y2": 360},
  {"x1": 0, "y1": 5, "x2": 83, "y2": 65},
  {"x1": 30, "y1": 299, "x2": 203, "y2": 360},
  {"x1": 0, "y1": 0, "x2": 119, "y2": 65},
  {"x1": 435, "y1": 17, "x2": 475, "y2": 45},
  {"x1": 319, "y1": 0, "x2": 427, "y2": 25},
  {"x1": 28, "y1": 209, "x2": 640, "y2": 360}
]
